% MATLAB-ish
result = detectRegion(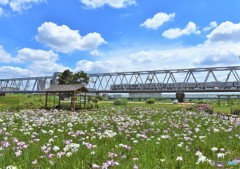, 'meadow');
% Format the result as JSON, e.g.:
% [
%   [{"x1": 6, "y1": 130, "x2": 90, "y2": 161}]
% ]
[{"x1": 0, "y1": 95, "x2": 240, "y2": 168}]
